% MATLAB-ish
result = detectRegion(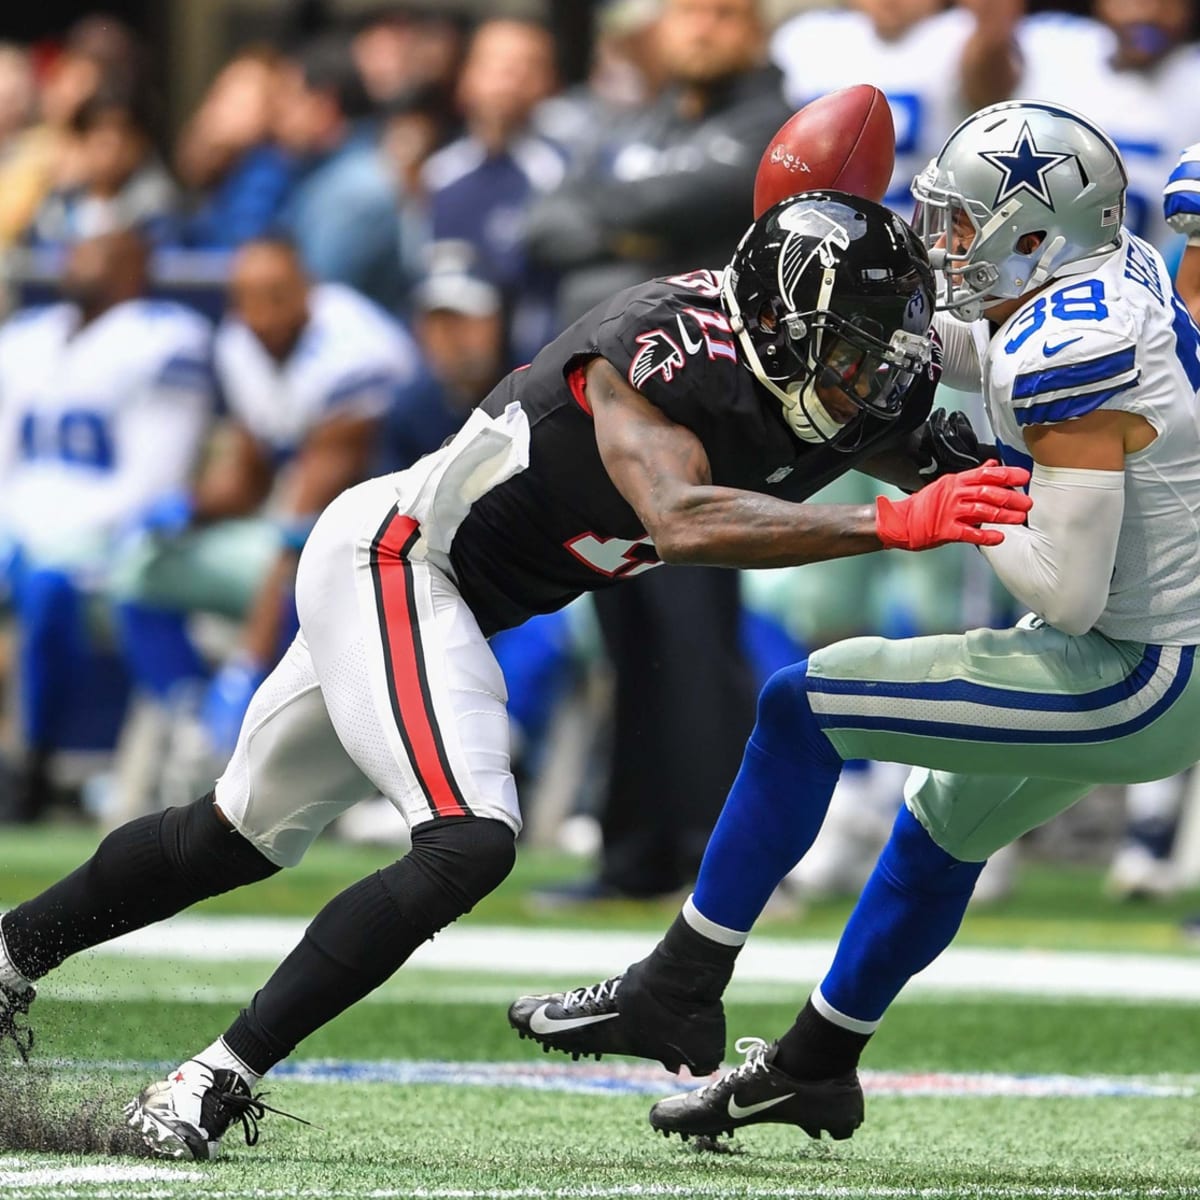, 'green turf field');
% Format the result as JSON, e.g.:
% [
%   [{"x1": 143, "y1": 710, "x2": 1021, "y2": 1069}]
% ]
[{"x1": 3, "y1": 826, "x2": 1200, "y2": 1199}]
